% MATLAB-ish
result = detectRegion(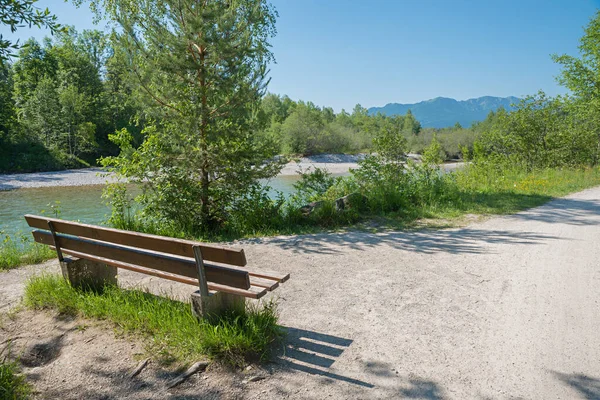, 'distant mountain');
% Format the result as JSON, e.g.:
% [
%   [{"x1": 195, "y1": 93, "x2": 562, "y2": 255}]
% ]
[{"x1": 368, "y1": 96, "x2": 520, "y2": 128}]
